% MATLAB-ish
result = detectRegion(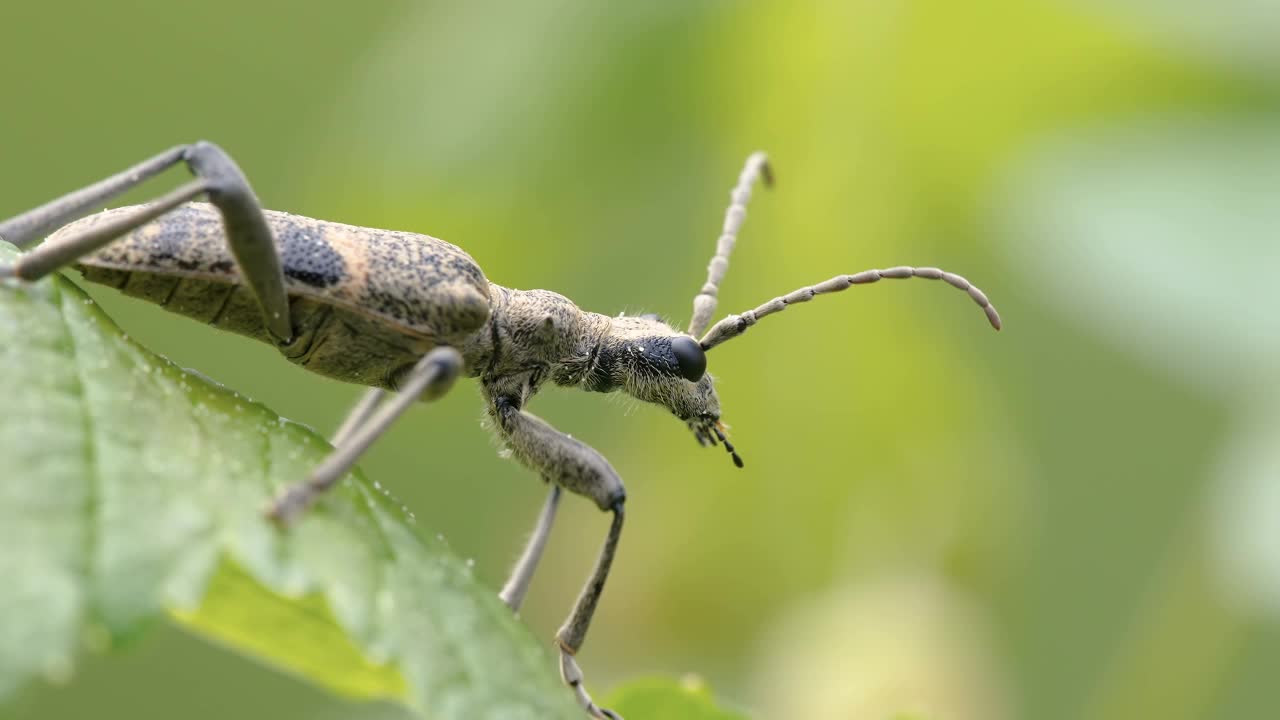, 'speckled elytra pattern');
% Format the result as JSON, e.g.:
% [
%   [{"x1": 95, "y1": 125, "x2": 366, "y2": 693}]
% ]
[
  {"x1": 61, "y1": 202, "x2": 498, "y2": 390},
  {"x1": 63, "y1": 202, "x2": 491, "y2": 340}
]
